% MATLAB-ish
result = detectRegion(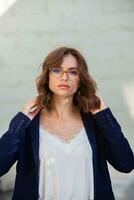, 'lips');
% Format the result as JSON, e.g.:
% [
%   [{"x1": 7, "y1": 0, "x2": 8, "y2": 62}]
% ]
[{"x1": 58, "y1": 84, "x2": 70, "y2": 88}]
